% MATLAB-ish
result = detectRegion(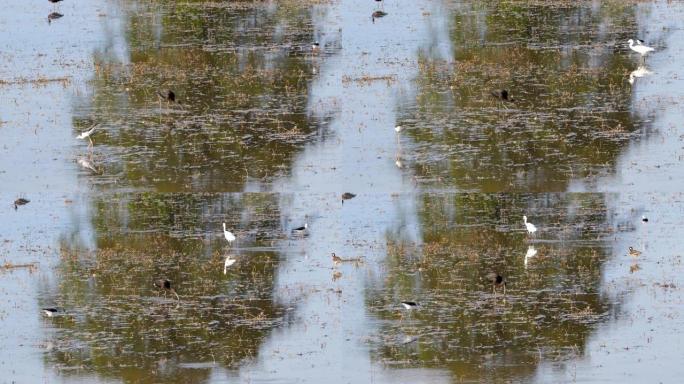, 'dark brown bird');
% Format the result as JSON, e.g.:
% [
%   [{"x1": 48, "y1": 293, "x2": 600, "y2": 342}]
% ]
[
  {"x1": 157, "y1": 90, "x2": 176, "y2": 103},
  {"x1": 332, "y1": 252, "x2": 343, "y2": 264},
  {"x1": 341, "y1": 192, "x2": 356, "y2": 204},
  {"x1": 47, "y1": 12, "x2": 63, "y2": 23},
  {"x1": 486, "y1": 272, "x2": 506, "y2": 295},
  {"x1": 371, "y1": 10, "x2": 387, "y2": 23},
  {"x1": 14, "y1": 198, "x2": 30, "y2": 210},
  {"x1": 154, "y1": 279, "x2": 180, "y2": 300},
  {"x1": 491, "y1": 89, "x2": 512, "y2": 102}
]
